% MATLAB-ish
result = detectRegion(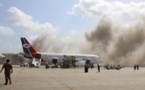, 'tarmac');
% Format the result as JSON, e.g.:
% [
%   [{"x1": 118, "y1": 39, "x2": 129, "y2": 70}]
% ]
[{"x1": 0, "y1": 65, "x2": 145, "y2": 90}]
